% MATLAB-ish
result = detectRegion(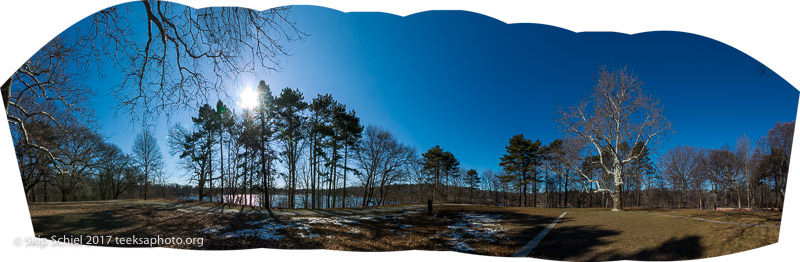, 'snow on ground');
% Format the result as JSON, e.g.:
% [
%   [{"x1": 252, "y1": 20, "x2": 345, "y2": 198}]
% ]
[
  {"x1": 451, "y1": 241, "x2": 475, "y2": 252},
  {"x1": 199, "y1": 208, "x2": 511, "y2": 248},
  {"x1": 297, "y1": 232, "x2": 320, "y2": 238},
  {"x1": 378, "y1": 213, "x2": 415, "y2": 230},
  {"x1": 290, "y1": 216, "x2": 359, "y2": 226},
  {"x1": 200, "y1": 214, "x2": 373, "y2": 240},
  {"x1": 200, "y1": 225, "x2": 228, "y2": 234},
  {"x1": 402, "y1": 209, "x2": 425, "y2": 215},
  {"x1": 220, "y1": 226, "x2": 286, "y2": 241},
  {"x1": 444, "y1": 213, "x2": 508, "y2": 252}
]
